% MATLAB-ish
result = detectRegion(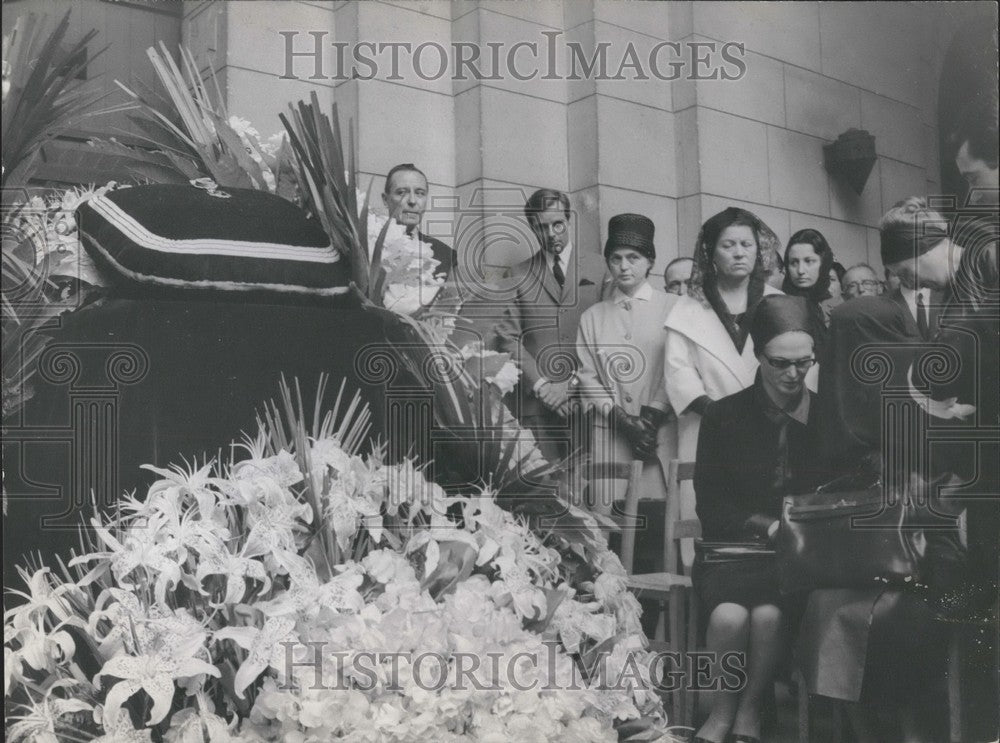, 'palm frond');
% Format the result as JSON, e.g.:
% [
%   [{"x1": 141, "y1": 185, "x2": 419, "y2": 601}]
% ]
[
  {"x1": 2, "y1": 10, "x2": 108, "y2": 189},
  {"x1": 98, "y1": 44, "x2": 272, "y2": 190},
  {"x1": 278, "y1": 93, "x2": 386, "y2": 301}
]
